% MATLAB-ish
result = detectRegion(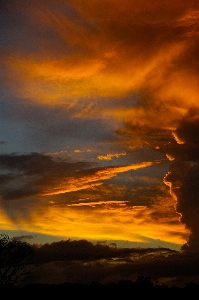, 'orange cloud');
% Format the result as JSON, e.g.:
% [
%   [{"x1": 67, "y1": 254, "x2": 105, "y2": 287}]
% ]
[
  {"x1": 0, "y1": 195, "x2": 188, "y2": 247},
  {"x1": 67, "y1": 200, "x2": 129, "y2": 207},
  {"x1": 97, "y1": 152, "x2": 126, "y2": 161},
  {"x1": 2, "y1": 0, "x2": 199, "y2": 146},
  {"x1": 41, "y1": 161, "x2": 153, "y2": 196}
]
